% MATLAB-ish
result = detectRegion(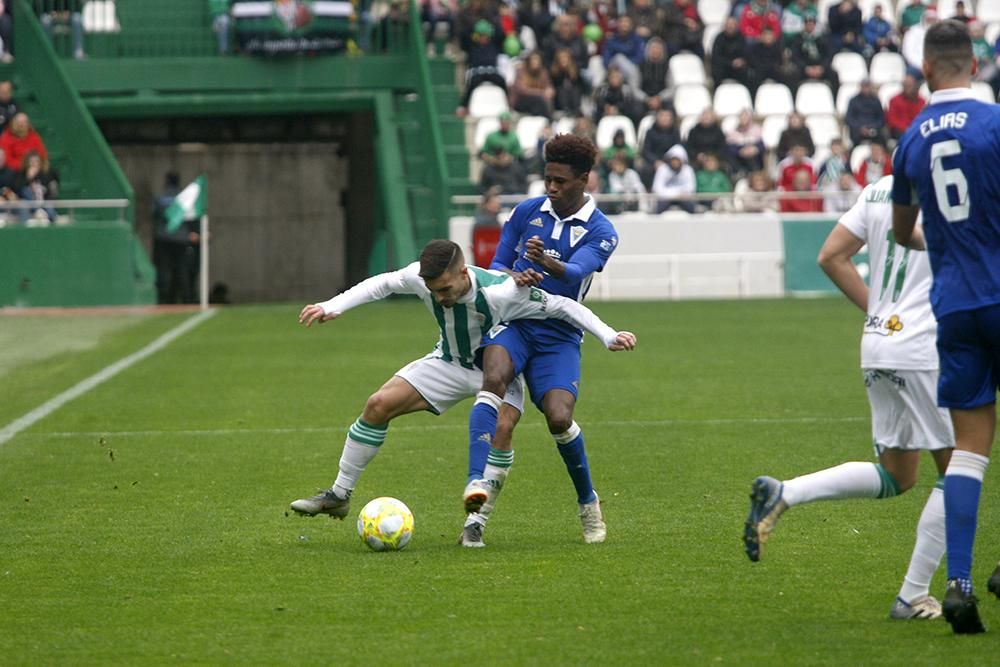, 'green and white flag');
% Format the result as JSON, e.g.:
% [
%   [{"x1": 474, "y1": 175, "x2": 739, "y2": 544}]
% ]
[{"x1": 165, "y1": 175, "x2": 207, "y2": 233}]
